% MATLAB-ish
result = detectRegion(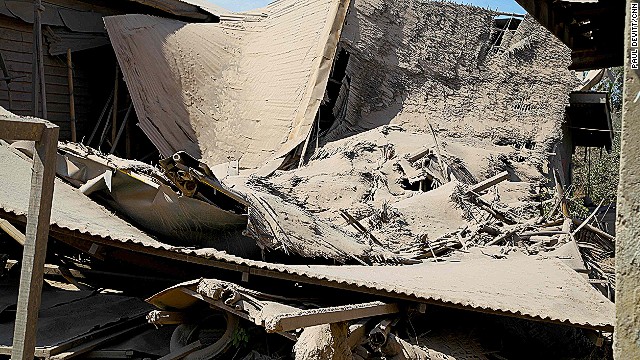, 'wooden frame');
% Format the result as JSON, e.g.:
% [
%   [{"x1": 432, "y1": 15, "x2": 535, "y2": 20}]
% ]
[{"x1": 0, "y1": 114, "x2": 59, "y2": 360}]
